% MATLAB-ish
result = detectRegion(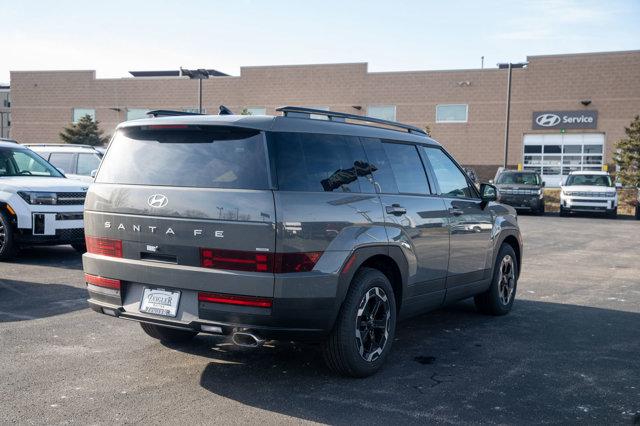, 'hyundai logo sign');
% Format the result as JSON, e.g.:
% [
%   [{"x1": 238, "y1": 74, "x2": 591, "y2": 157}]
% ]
[
  {"x1": 532, "y1": 110, "x2": 597, "y2": 130},
  {"x1": 535, "y1": 114, "x2": 561, "y2": 127},
  {"x1": 147, "y1": 194, "x2": 168, "y2": 208}
]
